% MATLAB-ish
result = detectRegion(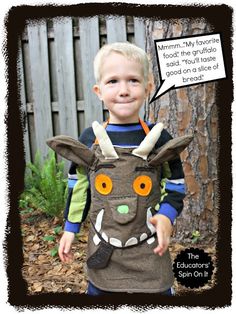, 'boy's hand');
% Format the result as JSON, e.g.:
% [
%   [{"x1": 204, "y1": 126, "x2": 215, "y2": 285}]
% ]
[
  {"x1": 58, "y1": 231, "x2": 75, "y2": 263},
  {"x1": 149, "y1": 214, "x2": 173, "y2": 256}
]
